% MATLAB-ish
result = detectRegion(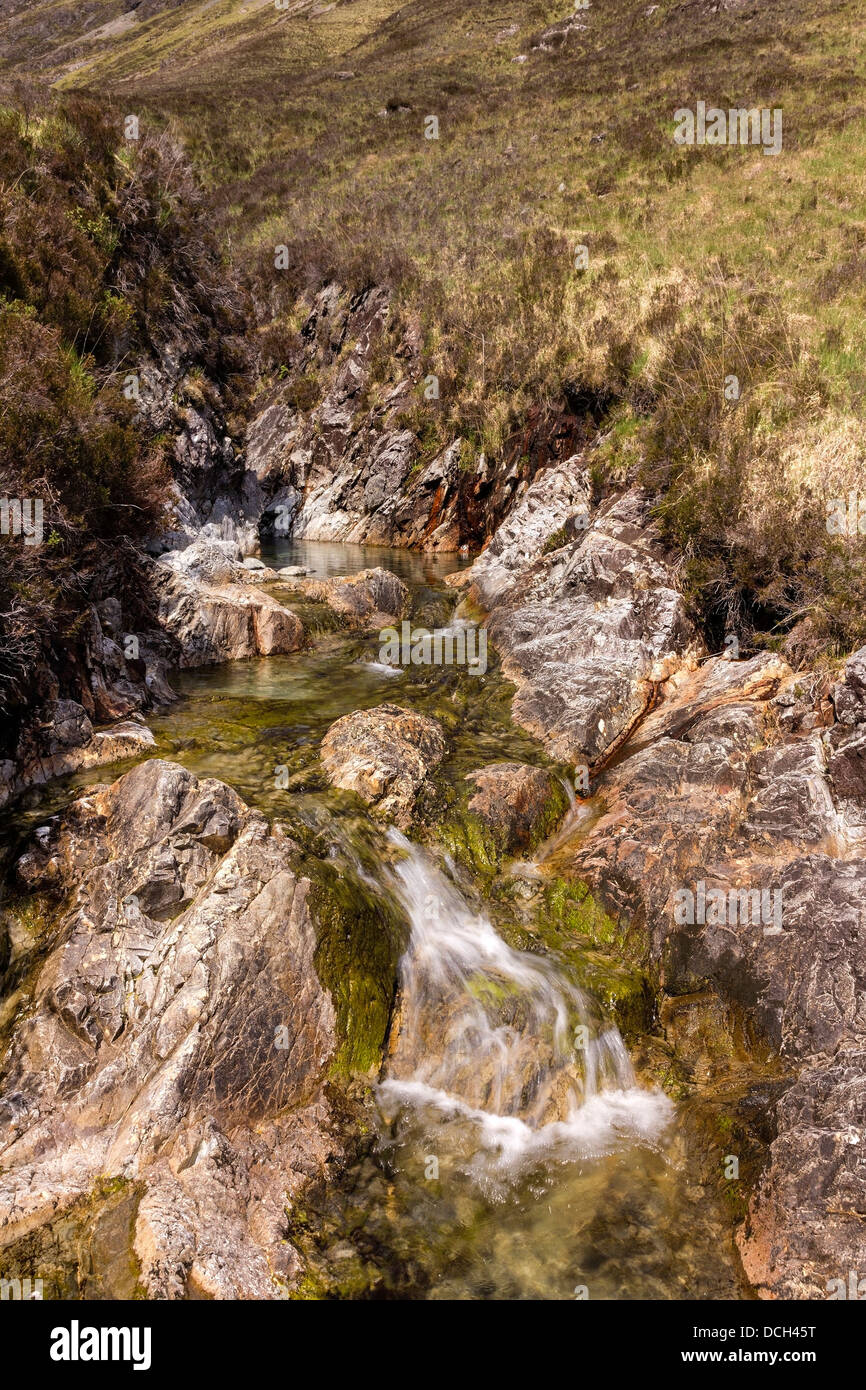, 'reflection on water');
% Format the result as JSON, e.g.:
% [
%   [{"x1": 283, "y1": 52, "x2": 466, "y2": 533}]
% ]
[{"x1": 261, "y1": 536, "x2": 470, "y2": 585}]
